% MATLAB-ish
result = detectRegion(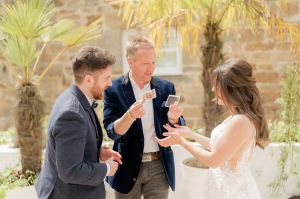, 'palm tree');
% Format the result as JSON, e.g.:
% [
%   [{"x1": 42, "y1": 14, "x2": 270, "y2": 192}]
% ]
[
  {"x1": 0, "y1": 0, "x2": 102, "y2": 176},
  {"x1": 108, "y1": 0, "x2": 300, "y2": 138}
]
